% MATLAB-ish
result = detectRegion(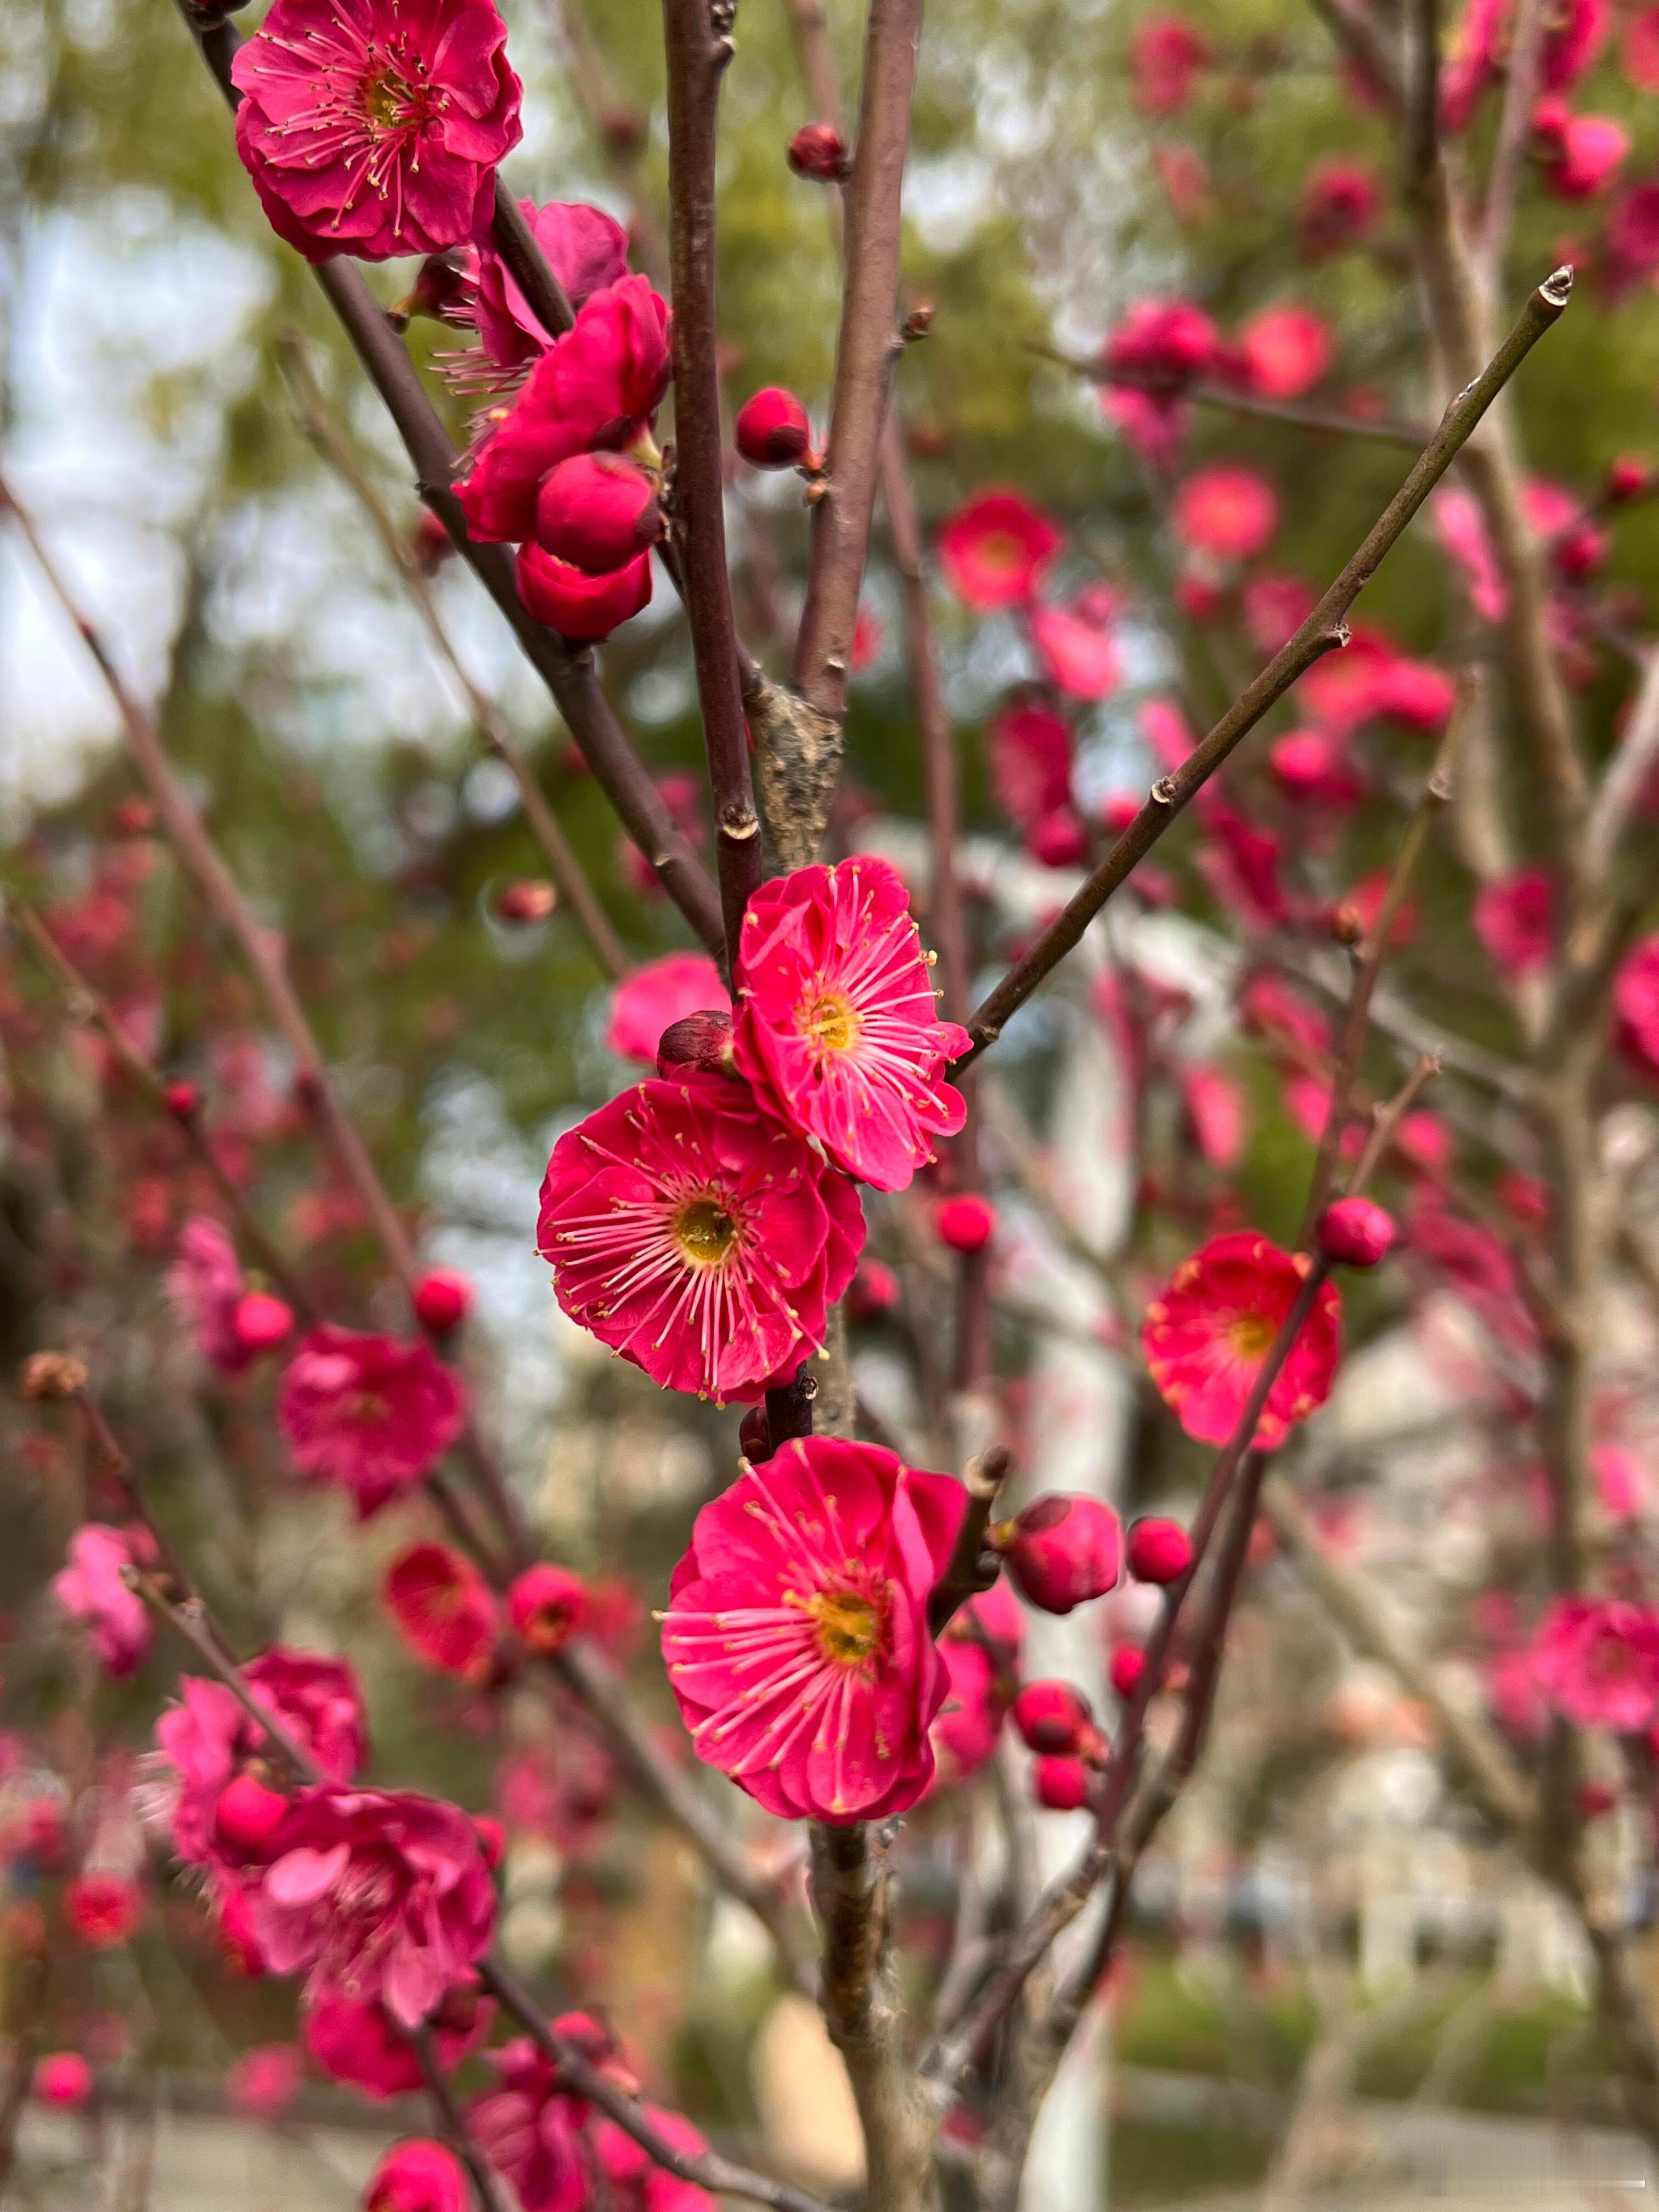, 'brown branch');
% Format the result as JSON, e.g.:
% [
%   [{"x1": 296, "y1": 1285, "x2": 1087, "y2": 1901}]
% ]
[
  {"x1": 791, "y1": 0, "x2": 921, "y2": 721},
  {"x1": 1479, "y1": 0, "x2": 1548, "y2": 278},
  {"x1": 0, "y1": 475, "x2": 536, "y2": 1571},
  {"x1": 662, "y1": 0, "x2": 763, "y2": 962},
  {"x1": 276, "y1": 333, "x2": 630, "y2": 982},
  {"x1": 958, "y1": 268, "x2": 1573, "y2": 1066},
  {"x1": 172, "y1": 10, "x2": 726, "y2": 960},
  {"x1": 1586, "y1": 648, "x2": 1659, "y2": 884},
  {"x1": 1306, "y1": 0, "x2": 1406, "y2": 110},
  {"x1": 480, "y1": 1961, "x2": 836, "y2": 2212},
  {"x1": 3, "y1": 891, "x2": 317, "y2": 1322},
  {"x1": 490, "y1": 177, "x2": 575, "y2": 340},
  {"x1": 552, "y1": 1637, "x2": 819, "y2": 1998},
  {"x1": 926, "y1": 1444, "x2": 1010, "y2": 1633}
]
